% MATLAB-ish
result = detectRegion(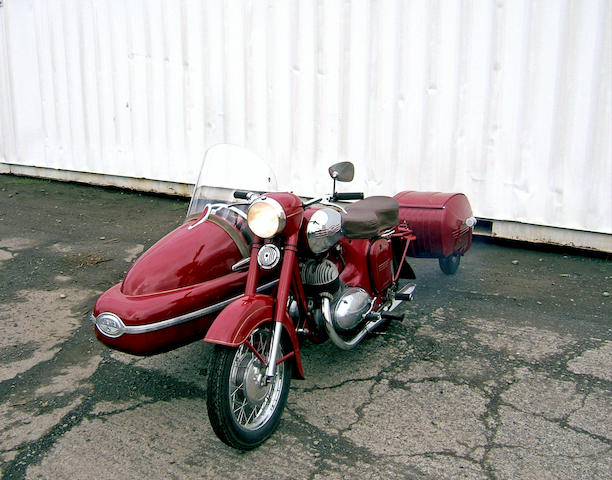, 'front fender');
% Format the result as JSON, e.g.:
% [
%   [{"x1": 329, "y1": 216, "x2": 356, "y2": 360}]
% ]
[{"x1": 204, "y1": 294, "x2": 304, "y2": 379}]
